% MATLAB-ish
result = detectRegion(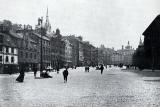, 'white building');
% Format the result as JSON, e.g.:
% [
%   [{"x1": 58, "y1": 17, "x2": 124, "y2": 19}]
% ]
[
  {"x1": 63, "y1": 38, "x2": 73, "y2": 67},
  {"x1": 0, "y1": 32, "x2": 18, "y2": 73}
]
